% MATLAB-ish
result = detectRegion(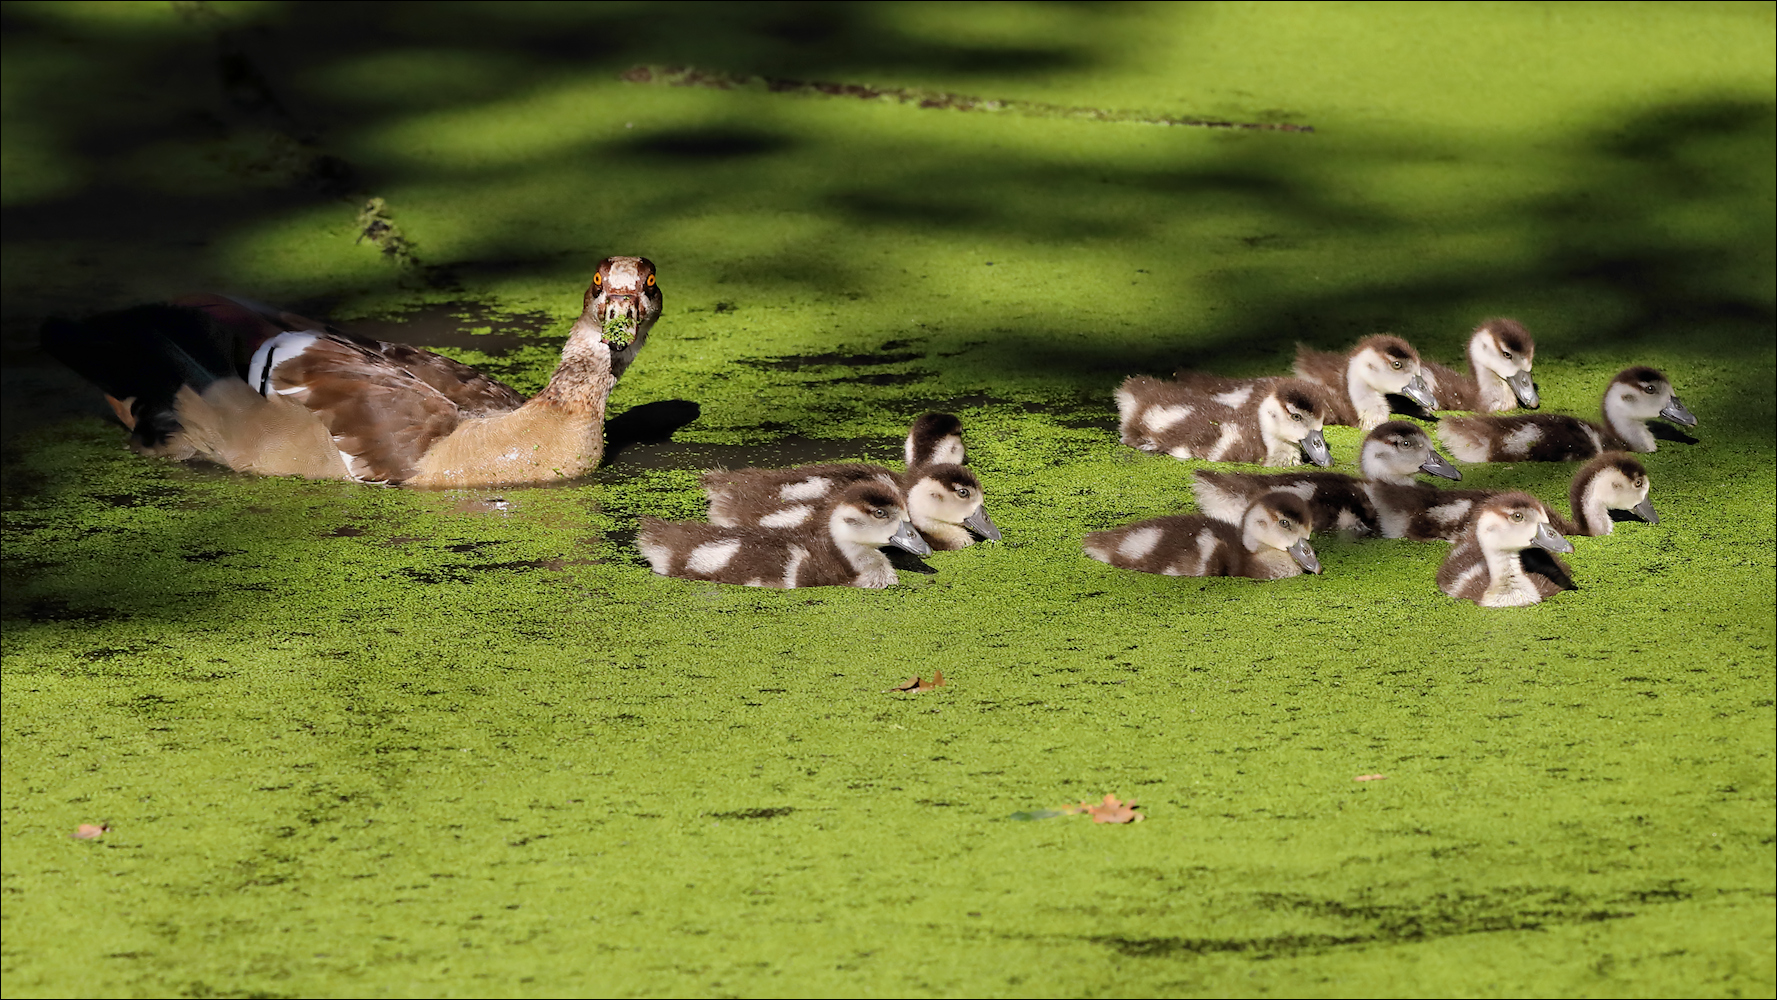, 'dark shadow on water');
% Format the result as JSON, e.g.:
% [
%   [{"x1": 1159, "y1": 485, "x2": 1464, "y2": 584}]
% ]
[
  {"x1": 604, "y1": 399, "x2": 704, "y2": 462},
  {"x1": 624, "y1": 127, "x2": 791, "y2": 160}
]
